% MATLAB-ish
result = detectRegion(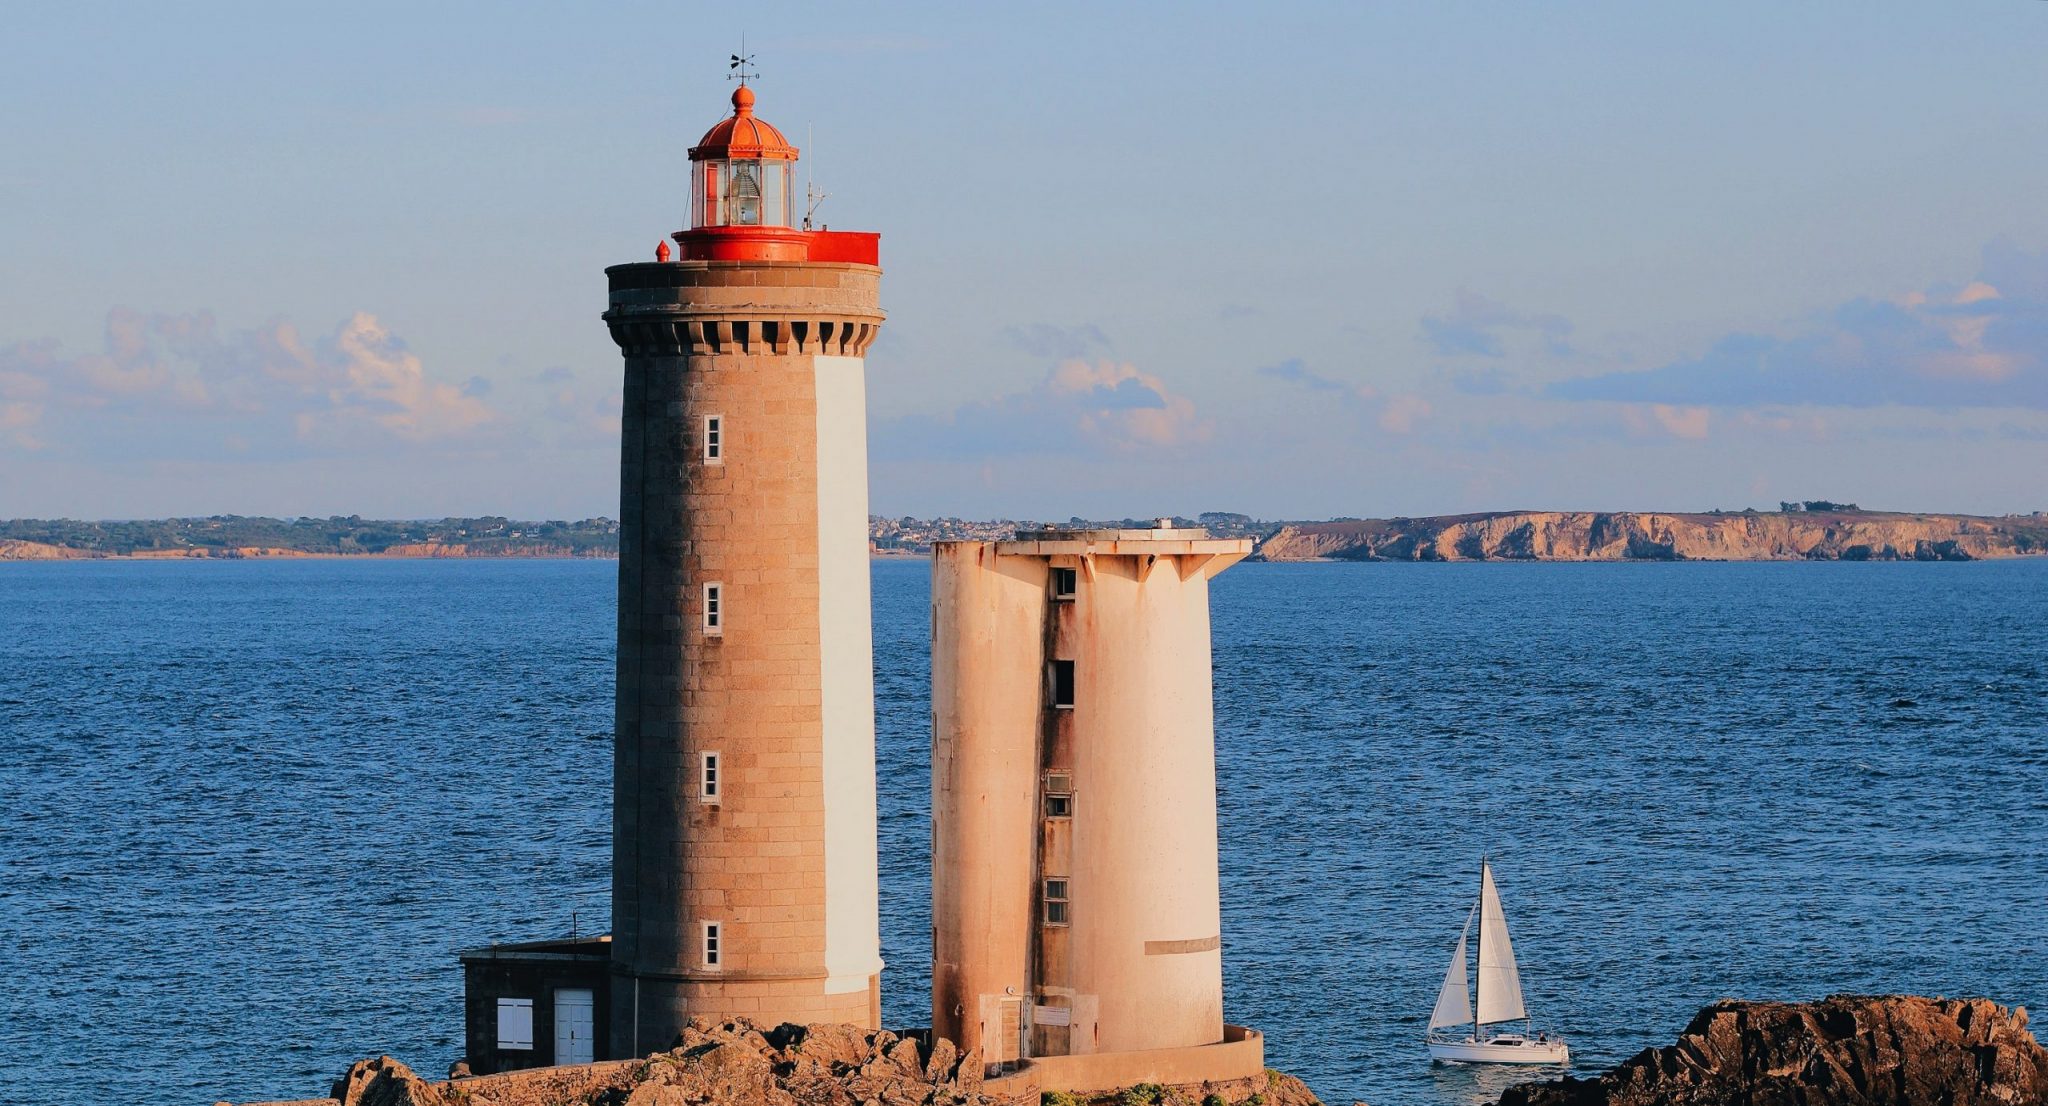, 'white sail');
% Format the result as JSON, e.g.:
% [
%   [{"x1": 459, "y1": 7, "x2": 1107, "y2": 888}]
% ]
[
  {"x1": 1473, "y1": 861, "x2": 1528, "y2": 1025},
  {"x1": 1429, "y1": 907, "x2": 1475, "y2": 1028}
]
